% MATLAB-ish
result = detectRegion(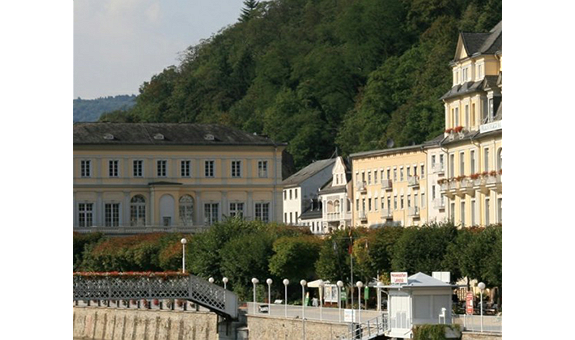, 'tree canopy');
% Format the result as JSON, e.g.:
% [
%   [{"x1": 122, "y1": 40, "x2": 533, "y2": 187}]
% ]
[{"x1": 99, "y1": 0, "x2": 502, "y2": 170}]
